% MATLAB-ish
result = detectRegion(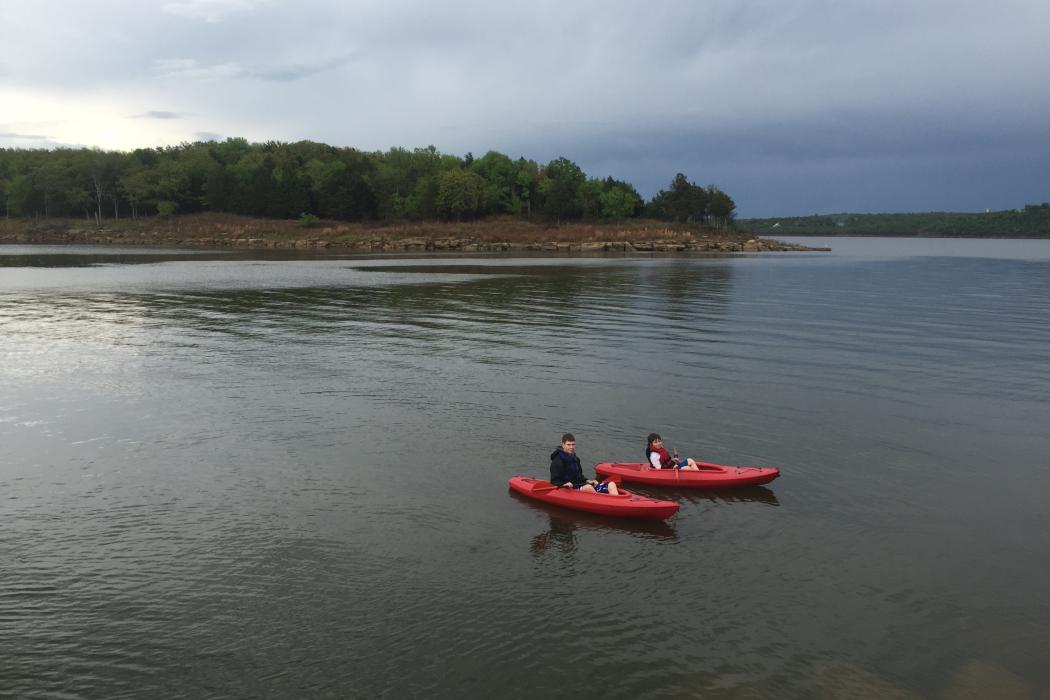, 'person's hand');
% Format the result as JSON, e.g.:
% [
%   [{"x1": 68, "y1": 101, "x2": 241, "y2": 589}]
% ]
[{"x1": 562, "y1": 482, "x2": 573, "y2": 488}]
